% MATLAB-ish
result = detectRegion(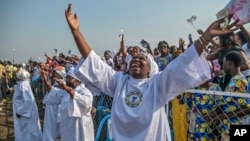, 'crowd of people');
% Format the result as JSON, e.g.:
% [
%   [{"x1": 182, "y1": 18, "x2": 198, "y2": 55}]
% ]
[{"x1": 0, "y1": 3, "x2": 250, "y2": 141}]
